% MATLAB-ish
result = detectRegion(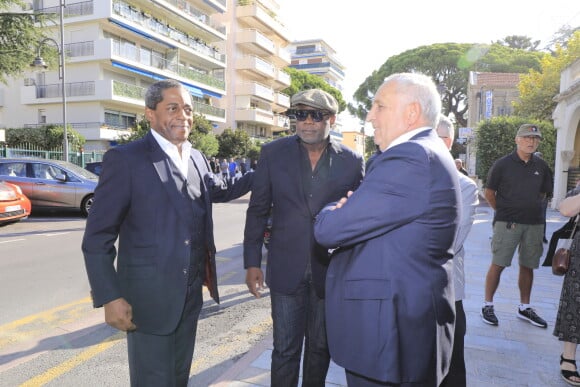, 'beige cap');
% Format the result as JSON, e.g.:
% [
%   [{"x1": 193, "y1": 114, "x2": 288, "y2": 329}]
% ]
[
  {"x1": 516, "y1": 124, "x2": 542, "y2": 138},
  {"x1": 290, "y1": 89, "x2": 338, "y2": 114}
]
